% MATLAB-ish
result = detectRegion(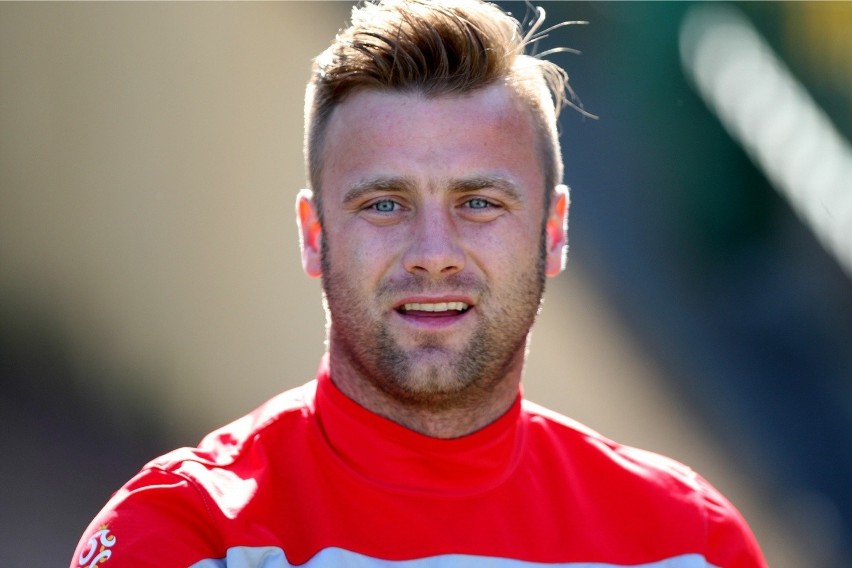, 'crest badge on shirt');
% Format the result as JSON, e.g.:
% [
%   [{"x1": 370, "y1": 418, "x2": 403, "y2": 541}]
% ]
[{"x1": 78, "y1": 525, "x2": 117, "y2": 568}]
